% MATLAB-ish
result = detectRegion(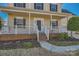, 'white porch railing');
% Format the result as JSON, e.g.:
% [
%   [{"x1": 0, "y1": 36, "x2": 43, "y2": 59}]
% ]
[
  {"x1": 41, "y1": 26, "x2": 49, "y2": 40},
  {"x1": 44, "y1": 27, "x2": 49, "y2": 40},
  {"x1": 0, "y1": 25, "x2": 35, "y2": 34},
  {"x1": 0, "y1": 25, "x2": 50, "y2": 41},
  {"x1": 34, "y1": 24, "x2": 40, "y2": 41},
  {"x1": 34, "y1": 24, "x2": 49, "y2": 41}
]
